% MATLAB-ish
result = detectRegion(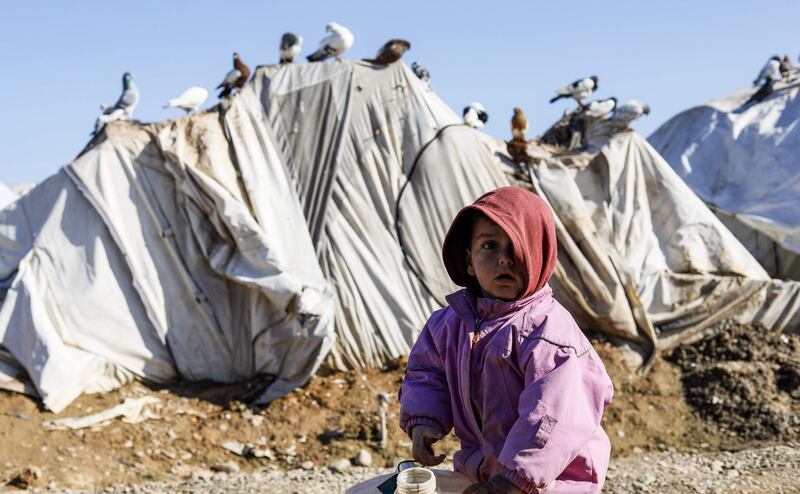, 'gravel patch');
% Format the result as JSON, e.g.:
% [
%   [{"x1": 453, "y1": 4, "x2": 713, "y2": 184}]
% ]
[{"x1": 33, "y1": 444, "x2": 800, "y2": 494}]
